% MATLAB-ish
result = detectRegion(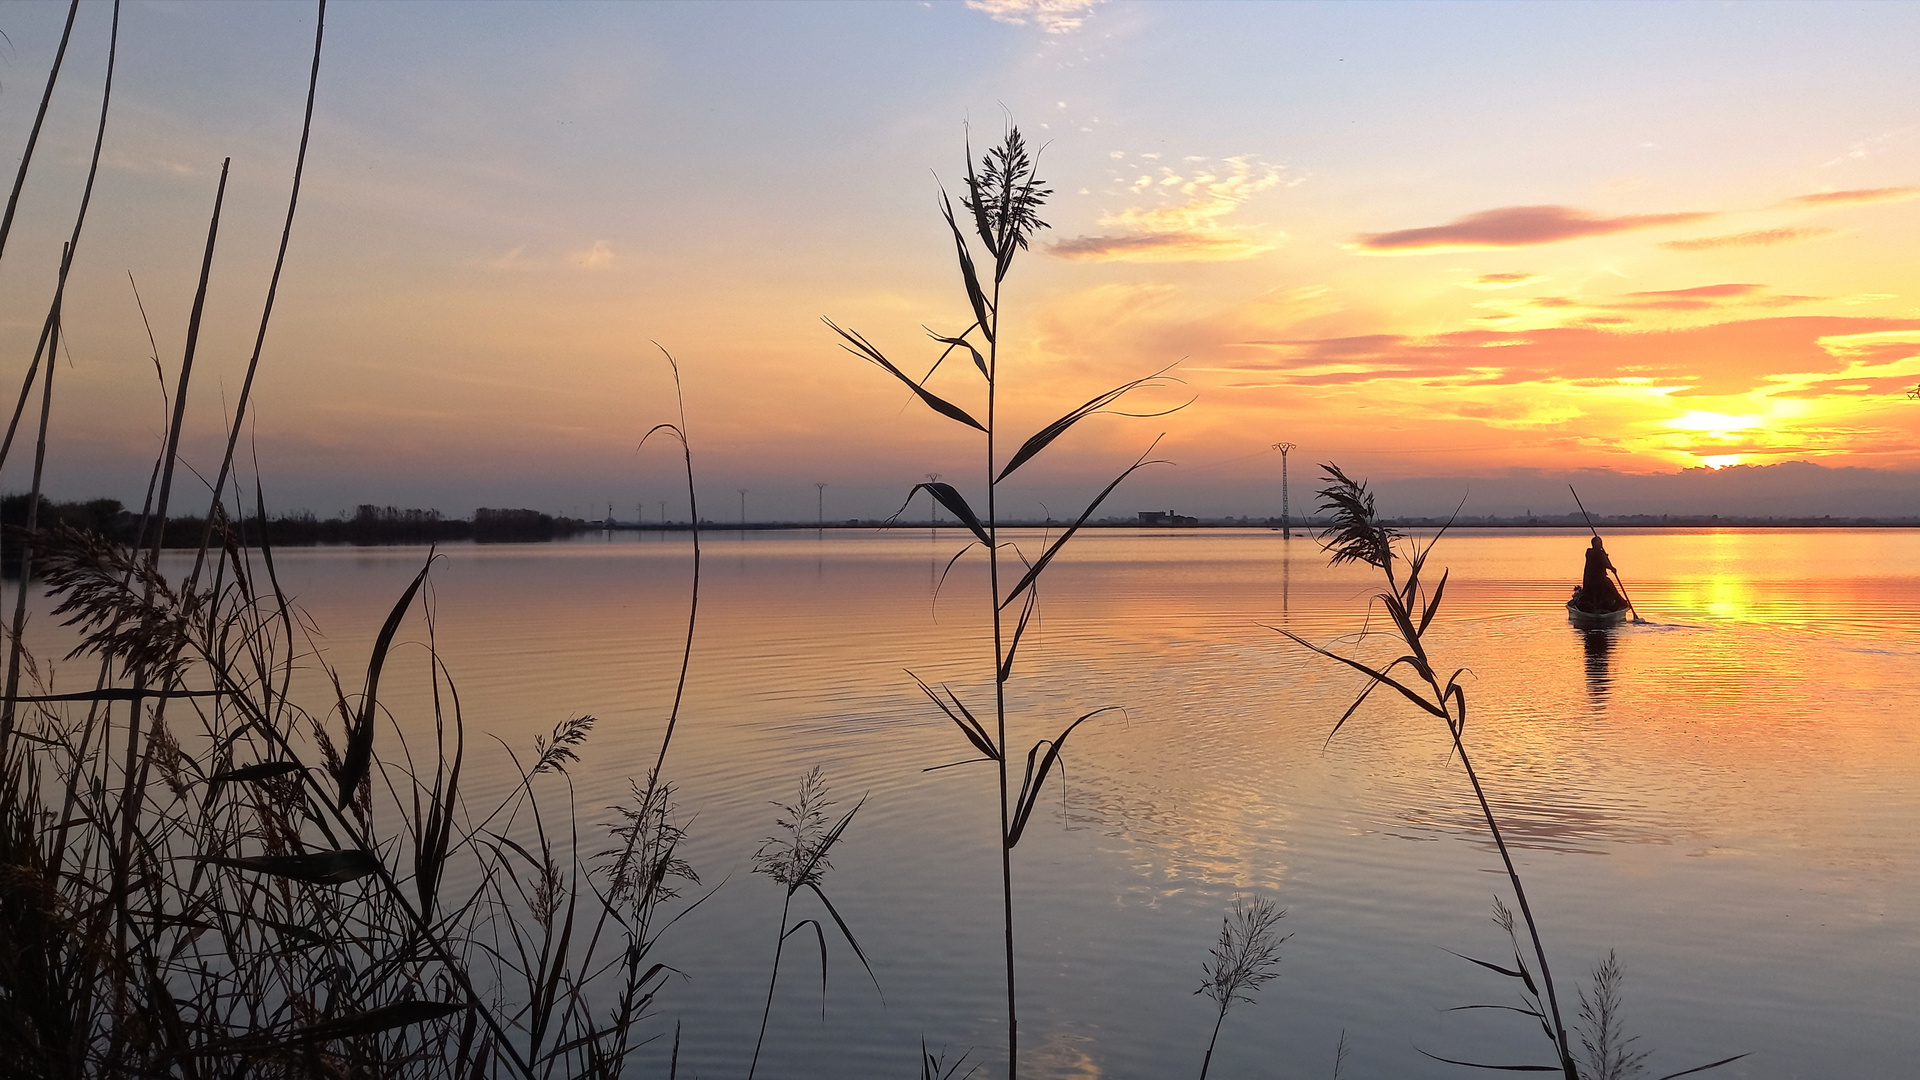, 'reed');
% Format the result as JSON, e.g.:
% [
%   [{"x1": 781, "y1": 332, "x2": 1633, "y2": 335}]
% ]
[
  {"x1": 829, "y1": 123, "x2": 1175, "y2": 1080},
  {"x1": 0, "y1": 8, "x2": 708, "y2": 1074},
  {"x1": 745, "y1": 766, "x2": 873, "y2": 1080},
  {"x1": 1195, "y1": 894, "x2": 1288, "y2": 1080},
  {"x1": 1283, "y1": 464, "x2": 1744, "y2": 1080}
]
